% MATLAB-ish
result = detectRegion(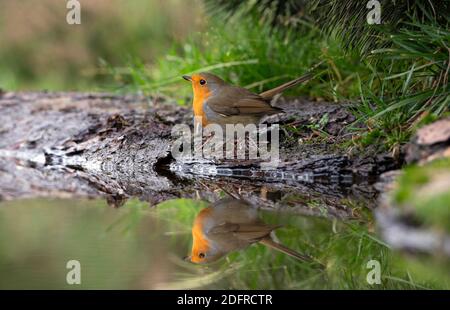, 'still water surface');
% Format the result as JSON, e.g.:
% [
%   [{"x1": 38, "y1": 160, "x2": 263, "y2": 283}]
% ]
[{"x1": 0, "y1": 194, "x2": 444, "y2": 289}]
